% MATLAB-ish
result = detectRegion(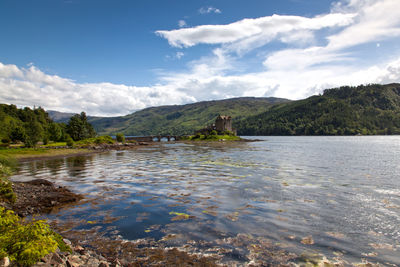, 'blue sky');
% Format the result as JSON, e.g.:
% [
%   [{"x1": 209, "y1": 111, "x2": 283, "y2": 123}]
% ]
[{"x1": 1, "y1": 0, "x2": 400, "y2": 116}]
